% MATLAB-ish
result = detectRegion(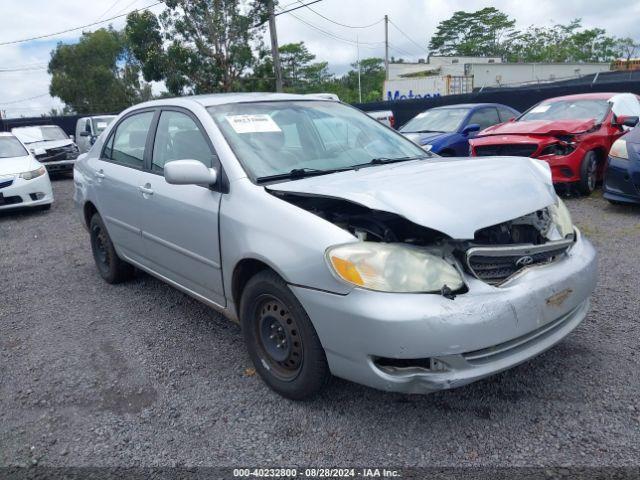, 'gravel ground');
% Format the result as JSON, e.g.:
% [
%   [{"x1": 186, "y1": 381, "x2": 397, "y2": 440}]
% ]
[{"x1": 1, "y1": 177, "x2": 639, "y2": 468}]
